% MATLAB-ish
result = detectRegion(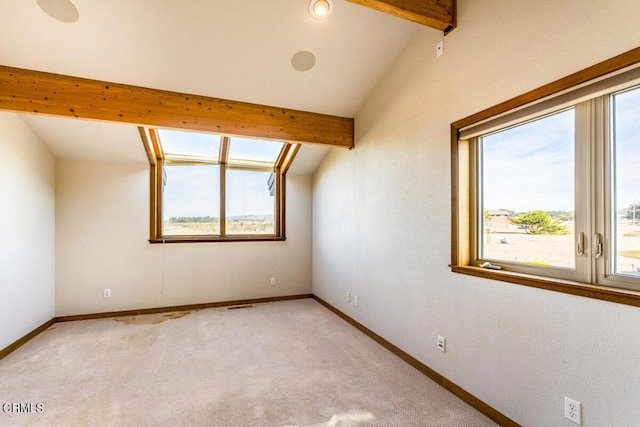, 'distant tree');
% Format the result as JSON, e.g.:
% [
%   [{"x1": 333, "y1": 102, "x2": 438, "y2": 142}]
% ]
[
  {"x1": 547, "y1": 210, "x2": 574, "y2": 221},
  {"x1": 512, "y1": 210, "x2": 569, "y2": 235}
]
